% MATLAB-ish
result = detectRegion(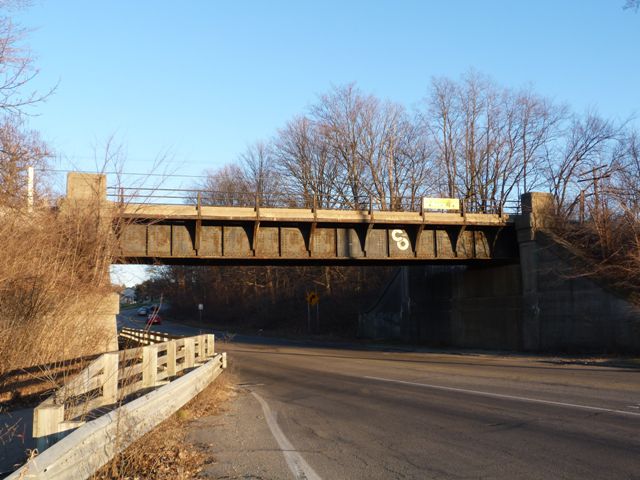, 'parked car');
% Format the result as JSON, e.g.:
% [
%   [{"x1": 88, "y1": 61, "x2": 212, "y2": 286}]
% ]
[{"x1": 137, "y1": 307, "x2": 148, "y2": 316}]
